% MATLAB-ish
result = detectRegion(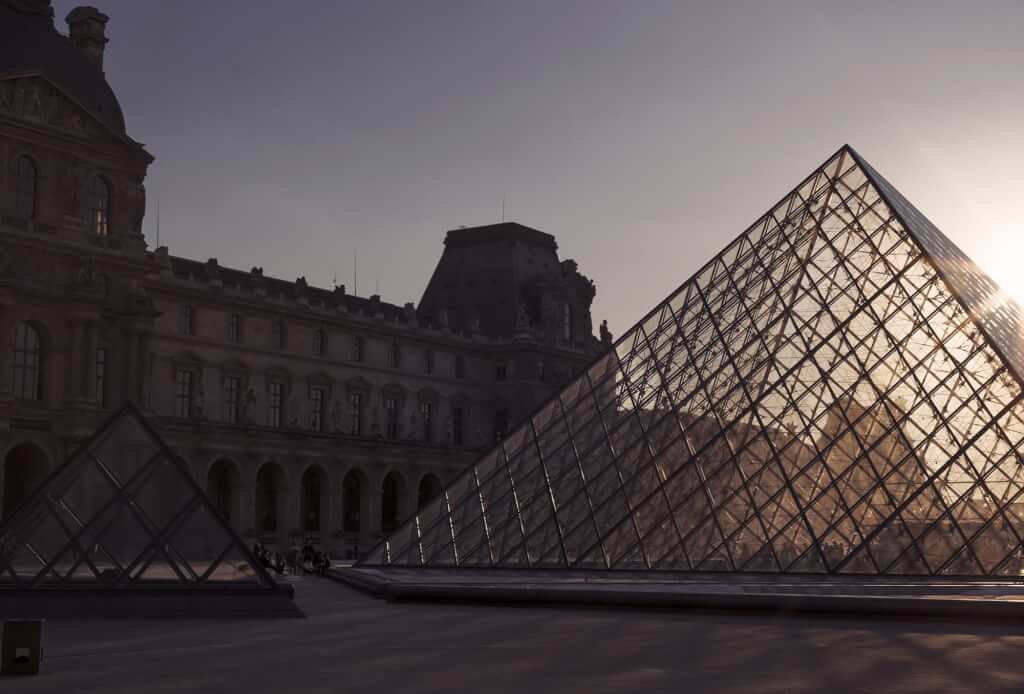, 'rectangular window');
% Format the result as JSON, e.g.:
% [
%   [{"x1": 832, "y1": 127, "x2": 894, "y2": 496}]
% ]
[
  {"x1": 420, "y1": 401, "x2": 433, "y2": 443},
  {"x1": 494, "y1": 408, "x2": 508, "y2": 443},
  {"x1": 495, "y1": 363, "x2": 507, "y2": 381},
  {"x1": 272, "y1": 320, "x2": 286, "y2": 350},
  {"x1": 384, "y1": 397, "x2": 399, "y2": 439},
  {"x1": 224, "y1": 375, "x2": 240, "y2": 424},
  {"x1": 452, "y1": 407, "x2": 463, "y2": 446},
  {"x1": 179, "y1": 305, "x2": 193, "y2": 336},
  {"x1": 12, "y1": 322, "x2": 41, "y2": 401},
  {"x1": 95, "y1": 347, "x2": 107, "y2": 407},
  {"x1": 314, "y1": 329, "x2": 326, "y2": 357},
  {"x1": 311, "y1": 386, "x2": 325, "y2": 433},
  {"x1": 454, "y1": 355, "x2": 465, "y2": 379},
  {"x1": 228, "y1": 314, "x2": 241, "y2": 343},
  {"x1": 352, "y1": 336, "x2": 364, "y2": 362},
  {"x1": 349, "y1": 392, "x2": 363, "y2": 435},
  {"x1": 269, "y1": 381, "x2": 283, "y2": 428},
  {"x1": 175, "y1": 369, "x2": 193, "y2": 418},
  {"x1": 388, "y1": 344, "x2": 400, "y2": 369},
  {"x1": 424, "y1": 349, "x2": 434, "y2": 374}
]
